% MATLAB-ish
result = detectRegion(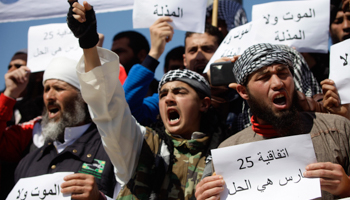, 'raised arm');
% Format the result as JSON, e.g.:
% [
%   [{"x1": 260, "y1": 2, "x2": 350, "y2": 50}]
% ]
[
  {"x1": 67, "y1": 0, "x2": 145, "y2": 187},
  {"x1": 0, "y1": 66, "x2": 36, "y2": 162}
]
